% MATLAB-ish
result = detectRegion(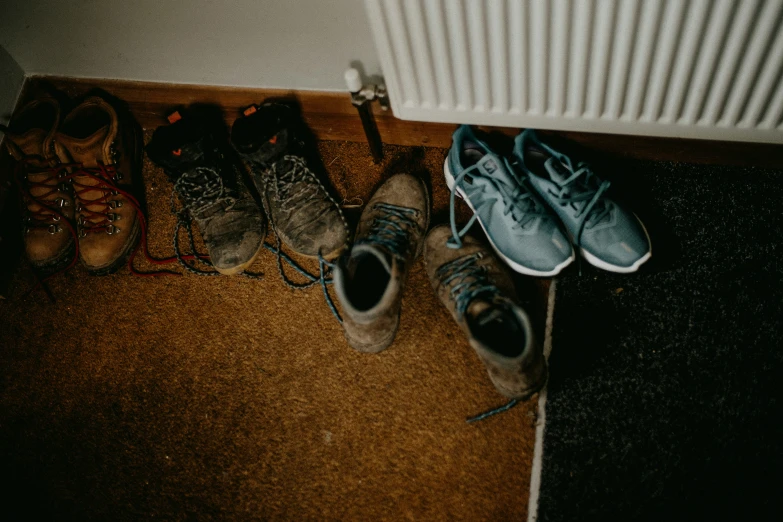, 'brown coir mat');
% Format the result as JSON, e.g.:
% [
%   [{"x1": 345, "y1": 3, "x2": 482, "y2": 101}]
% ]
[{"x1": 0, "y1": 140, "x2": 546, "y2": 521}]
